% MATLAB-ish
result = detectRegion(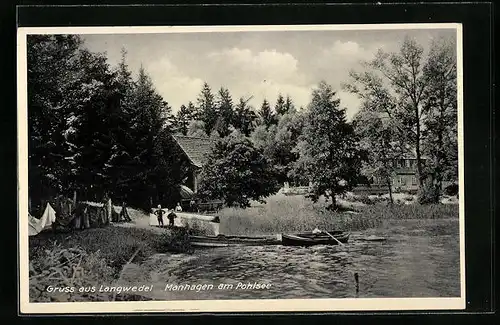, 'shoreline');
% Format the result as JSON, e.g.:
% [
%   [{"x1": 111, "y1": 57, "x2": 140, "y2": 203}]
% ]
[{"x1": 28, "y1": 202, "x2": 459, "y2": 302}]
